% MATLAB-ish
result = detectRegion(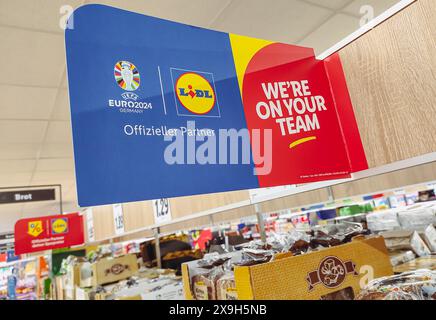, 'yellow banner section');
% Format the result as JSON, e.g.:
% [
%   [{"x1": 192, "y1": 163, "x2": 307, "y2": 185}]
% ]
[{"x1": 229, "y1": 34, "x2": 273, "y2": 99}]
